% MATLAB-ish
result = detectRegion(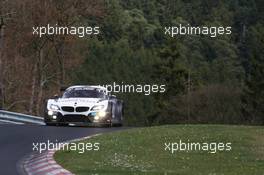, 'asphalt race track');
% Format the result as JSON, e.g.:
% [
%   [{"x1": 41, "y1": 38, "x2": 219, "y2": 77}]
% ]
[{"x1": 0, "y1": 124, "x2": 125, "y2": 175}]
